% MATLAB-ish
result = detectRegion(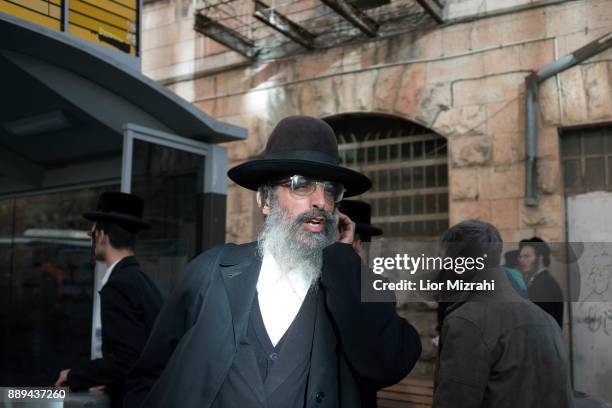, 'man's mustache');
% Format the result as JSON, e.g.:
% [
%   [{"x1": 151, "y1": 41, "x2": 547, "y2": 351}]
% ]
[{"x1": 291, "y1": 208, "x2": 337, "y2": 231}]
